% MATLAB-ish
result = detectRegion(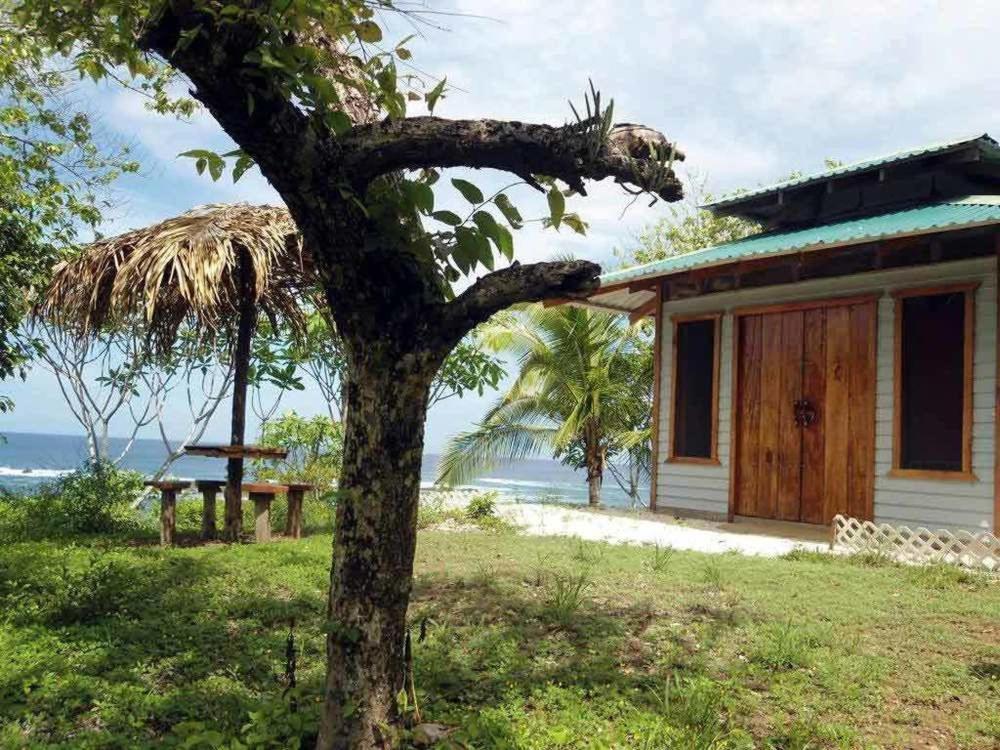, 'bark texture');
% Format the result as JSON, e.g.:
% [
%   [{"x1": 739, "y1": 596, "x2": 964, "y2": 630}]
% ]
[
  {"x1": 316, "y1": 345, "x2": 436, "y2": 750},
  {"x1": 584, "y1": 424, "x2": 605, "y2": 508}
]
